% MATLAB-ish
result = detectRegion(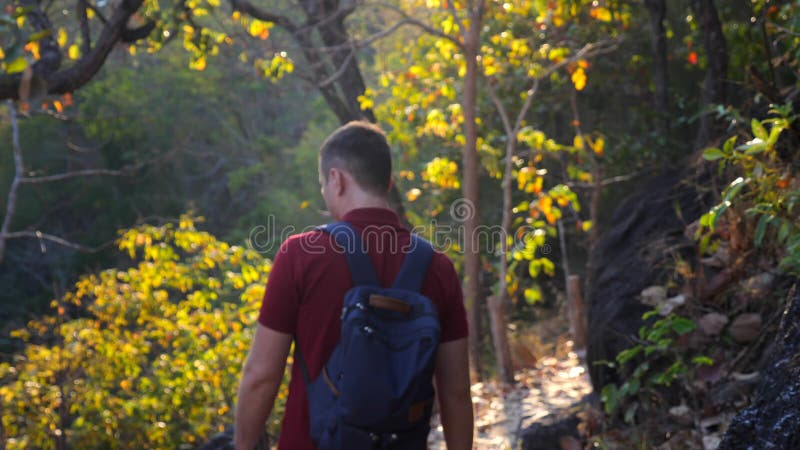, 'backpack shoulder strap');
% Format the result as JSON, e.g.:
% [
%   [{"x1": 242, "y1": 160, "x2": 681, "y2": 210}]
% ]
[
  {"x1": 391, "y1": 234, "x2": 434, "y2": 292},
  {"x1": 317, "y1": 221, "x2": 379, "y2": 287}
]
